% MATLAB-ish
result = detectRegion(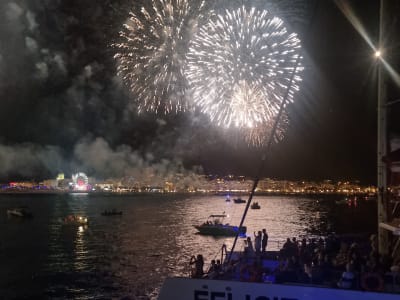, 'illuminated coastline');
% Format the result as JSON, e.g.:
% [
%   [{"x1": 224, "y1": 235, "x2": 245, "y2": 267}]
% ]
[{"x1": 0, "y1": 175, "x2": 377, "y2": 196}]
